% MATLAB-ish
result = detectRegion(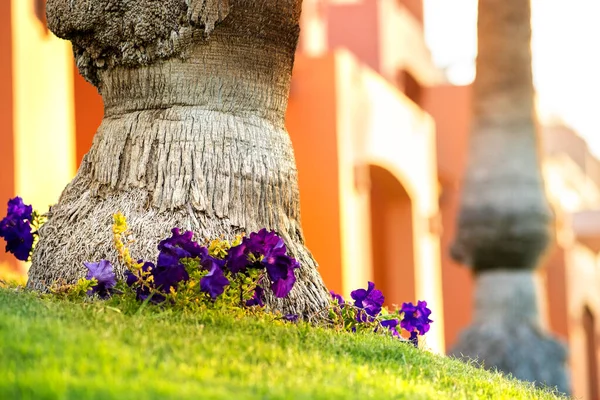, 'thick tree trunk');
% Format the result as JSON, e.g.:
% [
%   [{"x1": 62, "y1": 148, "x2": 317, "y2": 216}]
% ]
[
  {"x1": 450, "y1": 0, "x2": 570, "y2": 393},
  {"x1": 27, "y1": 0, "x2": 330, "y2": 316},
  {"x1": 451, "y1": 0, "x2": 550, "y2": 270}
]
